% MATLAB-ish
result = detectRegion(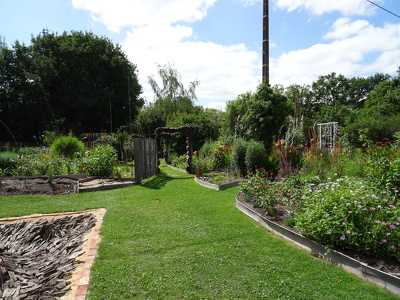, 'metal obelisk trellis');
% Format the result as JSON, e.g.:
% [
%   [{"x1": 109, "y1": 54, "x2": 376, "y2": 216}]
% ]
[
  {"x1": 262, "y1": 0, "x2": 269, "y2": 85},
  {"x1": 318, "y1": 122, "x2": 338, "y2": 151}
]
